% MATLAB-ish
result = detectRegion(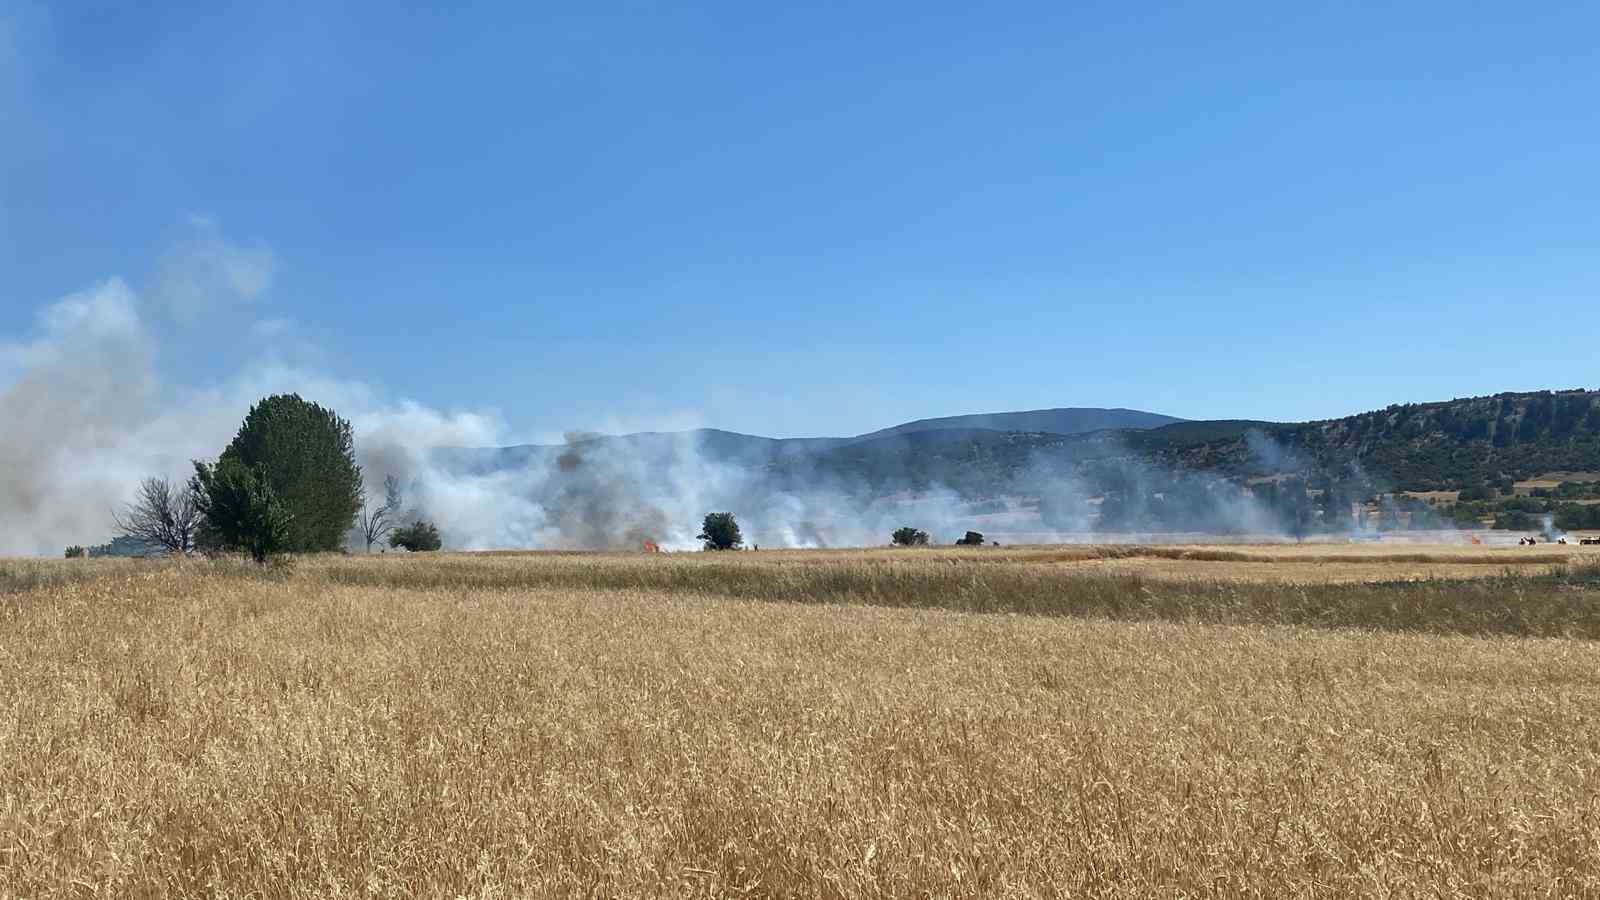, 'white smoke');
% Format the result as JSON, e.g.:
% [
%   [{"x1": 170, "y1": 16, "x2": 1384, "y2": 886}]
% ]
[
  {"x1": 0, "y1": 227, "x2": 517, "y2": 556},
  {"x1": 6, "y1": 225, "x2": 1468, "y2": 557},
  {"x1": 150, "y1": 216, "x2": 276, "y2": 323}
]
